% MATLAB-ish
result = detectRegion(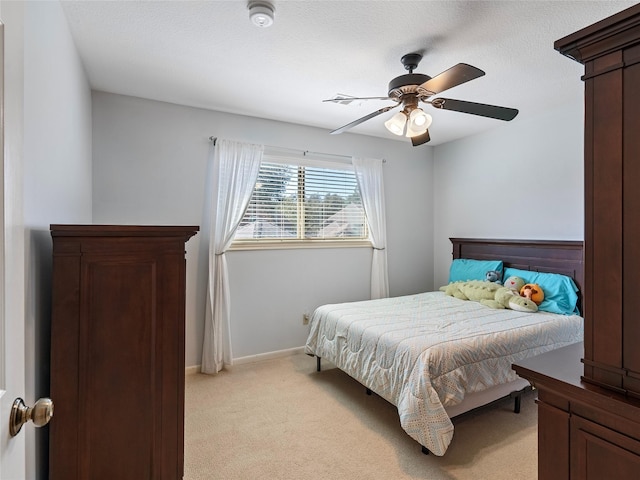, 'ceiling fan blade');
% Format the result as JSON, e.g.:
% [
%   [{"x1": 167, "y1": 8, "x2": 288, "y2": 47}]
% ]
[
  {"x1": 411, "y1": 129, "x2": 431, "y2": 146},
  {"x1": 431, "y1": 98, "x2": 519, "y2": 121},
  {"x1": 419, "y1": 63, "x2": 485, "y2": 95},
  {"x1": 323, "y1": 96, "x2": 392, "y2": 103},
  {"x1": 330, "y1": 104, "x2": 399, "y2": 135}
]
